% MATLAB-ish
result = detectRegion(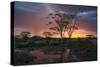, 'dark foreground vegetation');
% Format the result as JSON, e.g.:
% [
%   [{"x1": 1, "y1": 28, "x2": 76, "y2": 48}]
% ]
[{"x1": 13, "y1": 36, "x2": 97, "y2": 65}]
